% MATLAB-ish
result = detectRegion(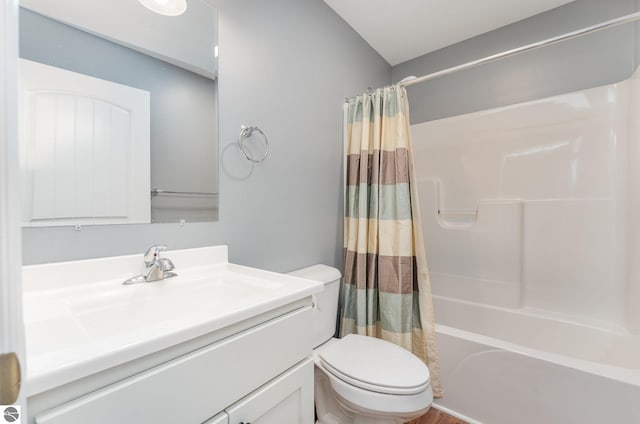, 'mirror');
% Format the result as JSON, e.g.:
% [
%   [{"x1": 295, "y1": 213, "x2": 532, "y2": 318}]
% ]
[{"x1": 18, "y1": 0, "x2": 218, "y2": 225}]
